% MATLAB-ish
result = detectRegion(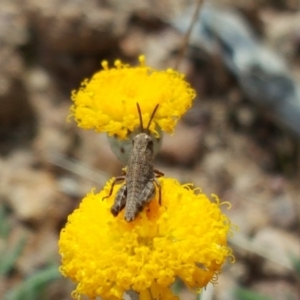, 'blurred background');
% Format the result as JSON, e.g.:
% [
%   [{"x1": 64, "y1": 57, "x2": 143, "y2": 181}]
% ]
[{"x1": 1, "y1": 0, "x2": 300, "y2": 299}]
